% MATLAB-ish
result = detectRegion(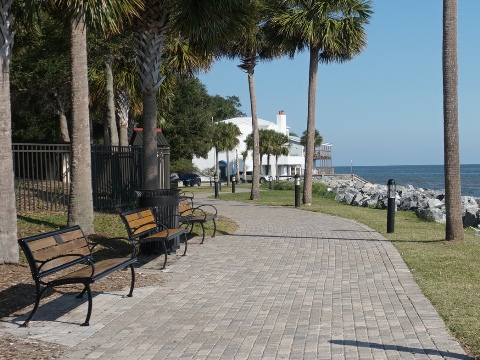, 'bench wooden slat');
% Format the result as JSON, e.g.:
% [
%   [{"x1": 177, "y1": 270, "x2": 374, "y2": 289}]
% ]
[
  {"x1": 27, "y1": 229, "x2": 85, "y2": 251},
  {"x1": 55, "y1": 257, "x2": 134, "y2": 282},
  {"x1": 39, "y1": 252, "x2": 88, "y2": 272},
  {"x1": 33, "y1": 237, "x2": 90, "y2": 262},
  {"x1": 140, "y1": 228, "x2": 185, "y2": 242}
]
